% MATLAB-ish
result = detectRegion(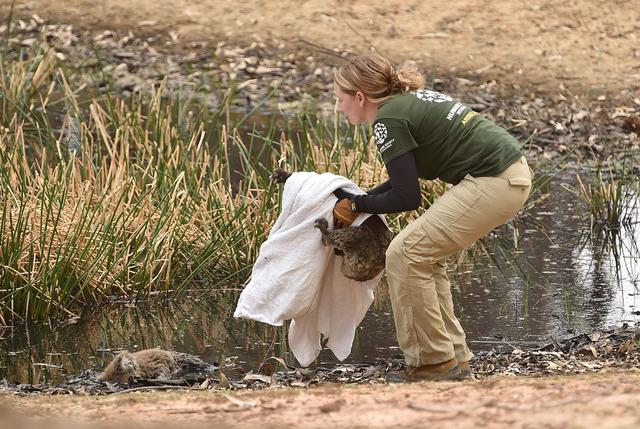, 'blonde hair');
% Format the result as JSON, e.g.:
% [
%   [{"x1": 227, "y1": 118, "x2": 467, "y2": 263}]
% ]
[{"x1": 334, "y1": 54, "x2": 424, "y2": 103}]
